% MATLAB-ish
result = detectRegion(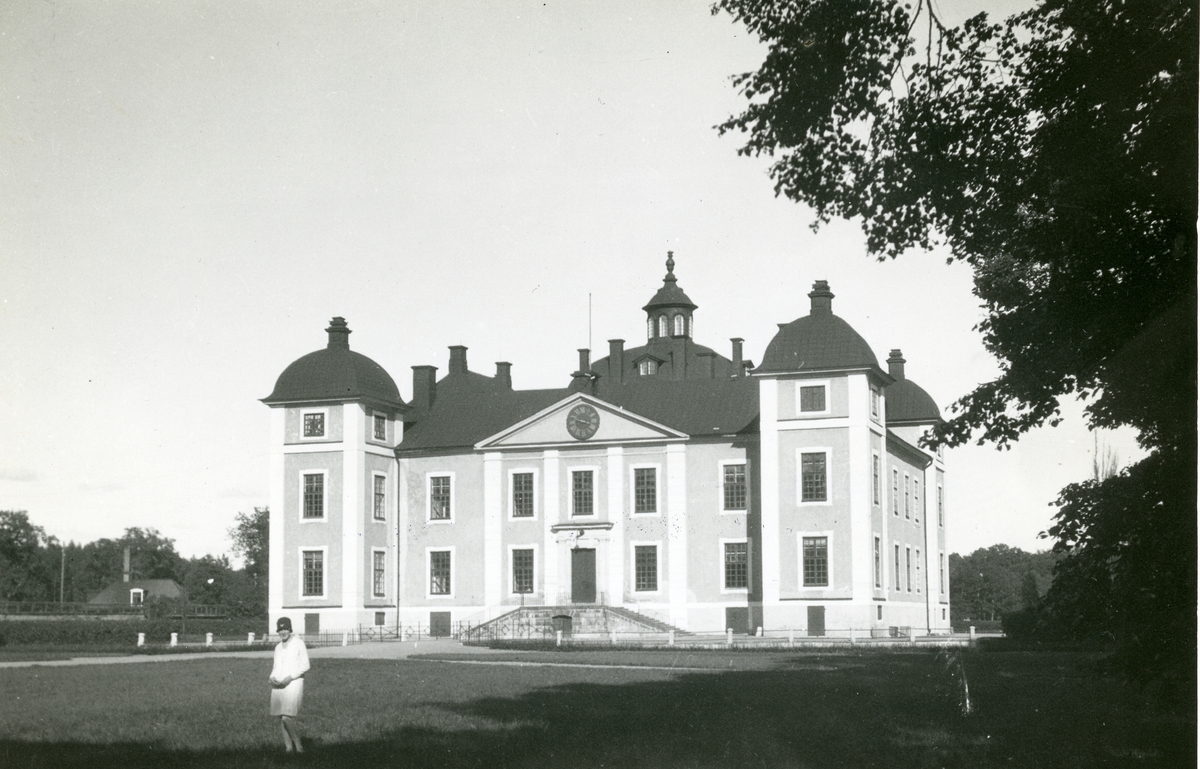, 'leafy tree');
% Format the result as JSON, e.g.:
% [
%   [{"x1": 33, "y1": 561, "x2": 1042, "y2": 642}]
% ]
[
  {"x1": 949, "y1": 544, "x2": 1059, "y2": 623},
  {"x1": 0, "y1": 510, "x2": 56, "y2": 601},
  {"x1": 75, "y1": 528, "x2": 185, "y2": 597},
  {"x1": 228, "y1": 507, "x2": 269, "y2": 580},
  {"x1": 714, "y1": 0, "x2": 1196, "y2": 678}
]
